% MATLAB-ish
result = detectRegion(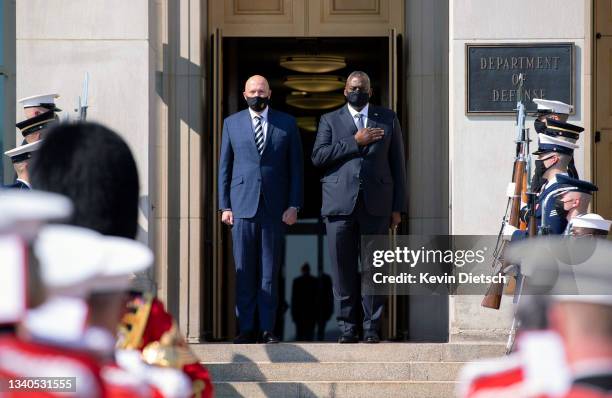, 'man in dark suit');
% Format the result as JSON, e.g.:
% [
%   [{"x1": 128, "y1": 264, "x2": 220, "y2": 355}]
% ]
[
  {"x1": 312, "y1": 71, "x2": 407, "y2": 344},
  {"x1": 219, "y1": 75, "x2": 303, "y2": 344},
  {"x1": 291, "y1": 263, "x2": 318, "y2": 341}
]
